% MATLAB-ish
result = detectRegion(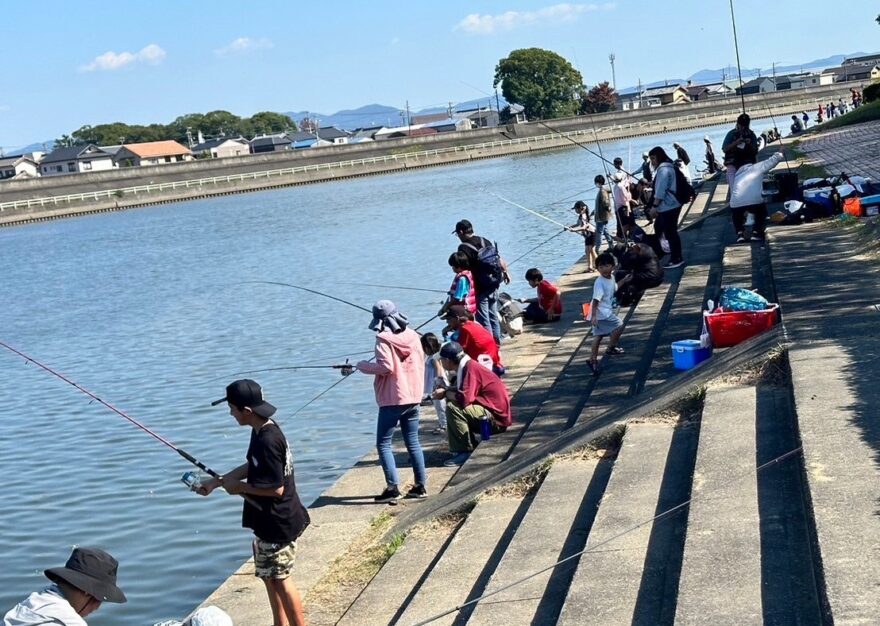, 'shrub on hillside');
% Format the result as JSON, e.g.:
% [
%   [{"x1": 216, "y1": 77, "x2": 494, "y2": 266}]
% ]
[{"x1": 863, "y1": 82, "x2": 880, "y2": 103}]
